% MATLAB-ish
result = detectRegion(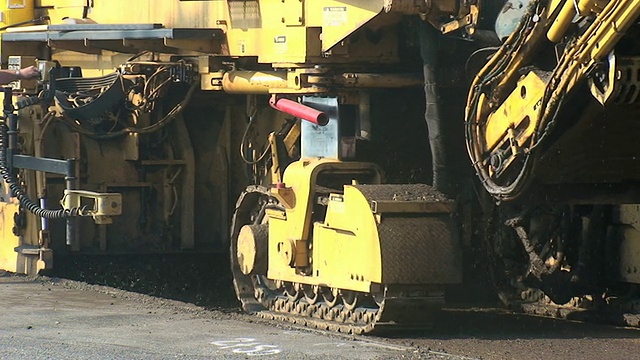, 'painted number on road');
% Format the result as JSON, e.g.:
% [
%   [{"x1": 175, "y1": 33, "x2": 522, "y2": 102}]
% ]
[{"x1": 211, "y1": 338, "x2": 282, "y2": 356}]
